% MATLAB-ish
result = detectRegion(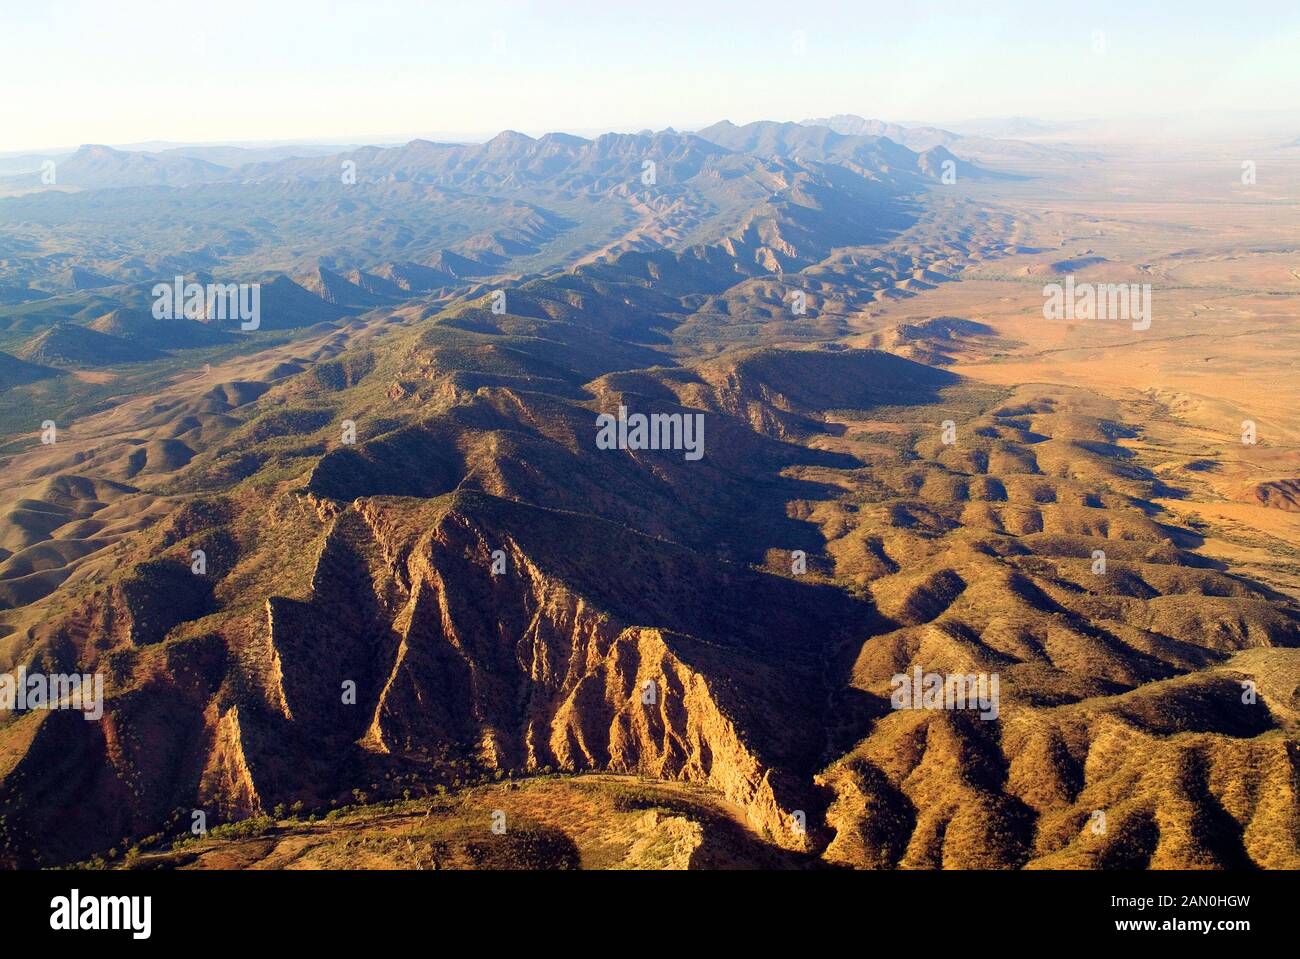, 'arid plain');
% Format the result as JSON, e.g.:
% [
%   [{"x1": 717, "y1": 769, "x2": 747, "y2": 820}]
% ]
[{"x1": 850, "y1": 148, "x2": 1300, "y2": 601}]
